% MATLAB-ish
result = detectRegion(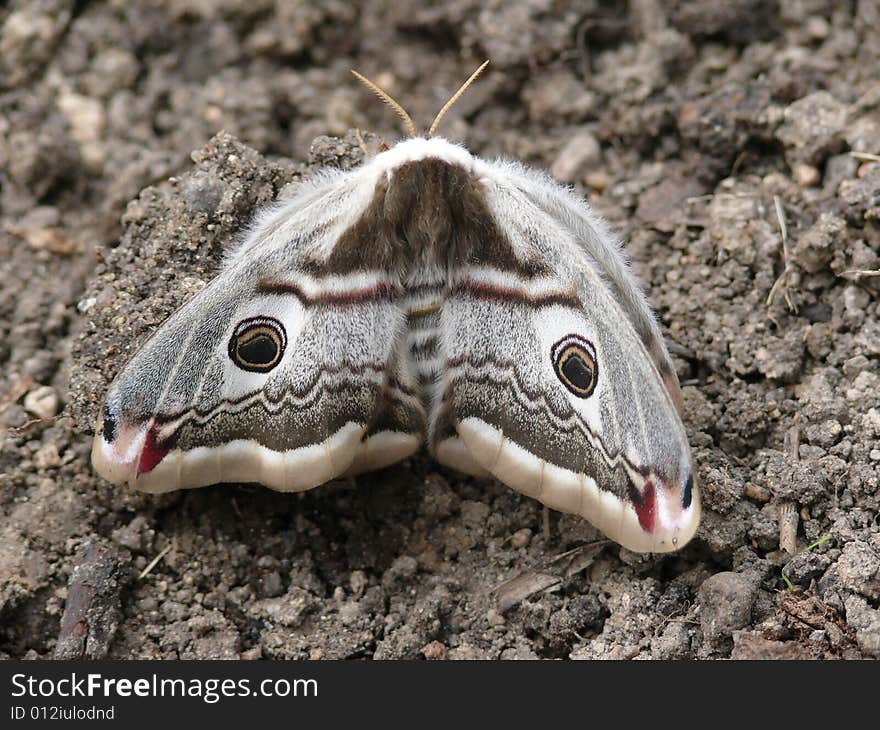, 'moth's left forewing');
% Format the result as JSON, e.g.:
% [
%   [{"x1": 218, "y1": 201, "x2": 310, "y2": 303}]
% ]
[
  {"x1": 94, "y1": 165, "x2": 425, "y2": 493},
  {"x1": 434, "y1": 158, "x2": 699, "y2": 553}
]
